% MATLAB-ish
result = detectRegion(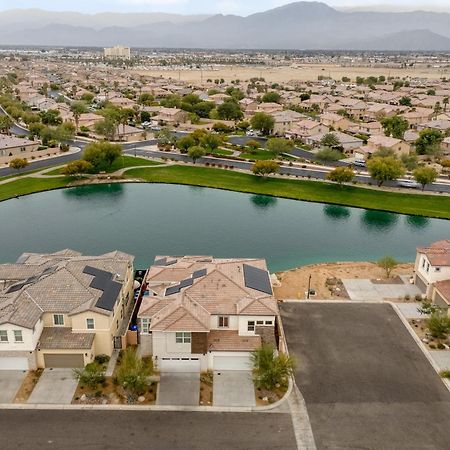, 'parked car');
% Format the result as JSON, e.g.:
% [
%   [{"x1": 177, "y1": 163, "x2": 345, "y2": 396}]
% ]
[
  {"x1": 353, "y1": 159, "x2": 366, "y2": 168},
  {"x1": 397, "y1": 179, "x2": 421, "y2": 189}
]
